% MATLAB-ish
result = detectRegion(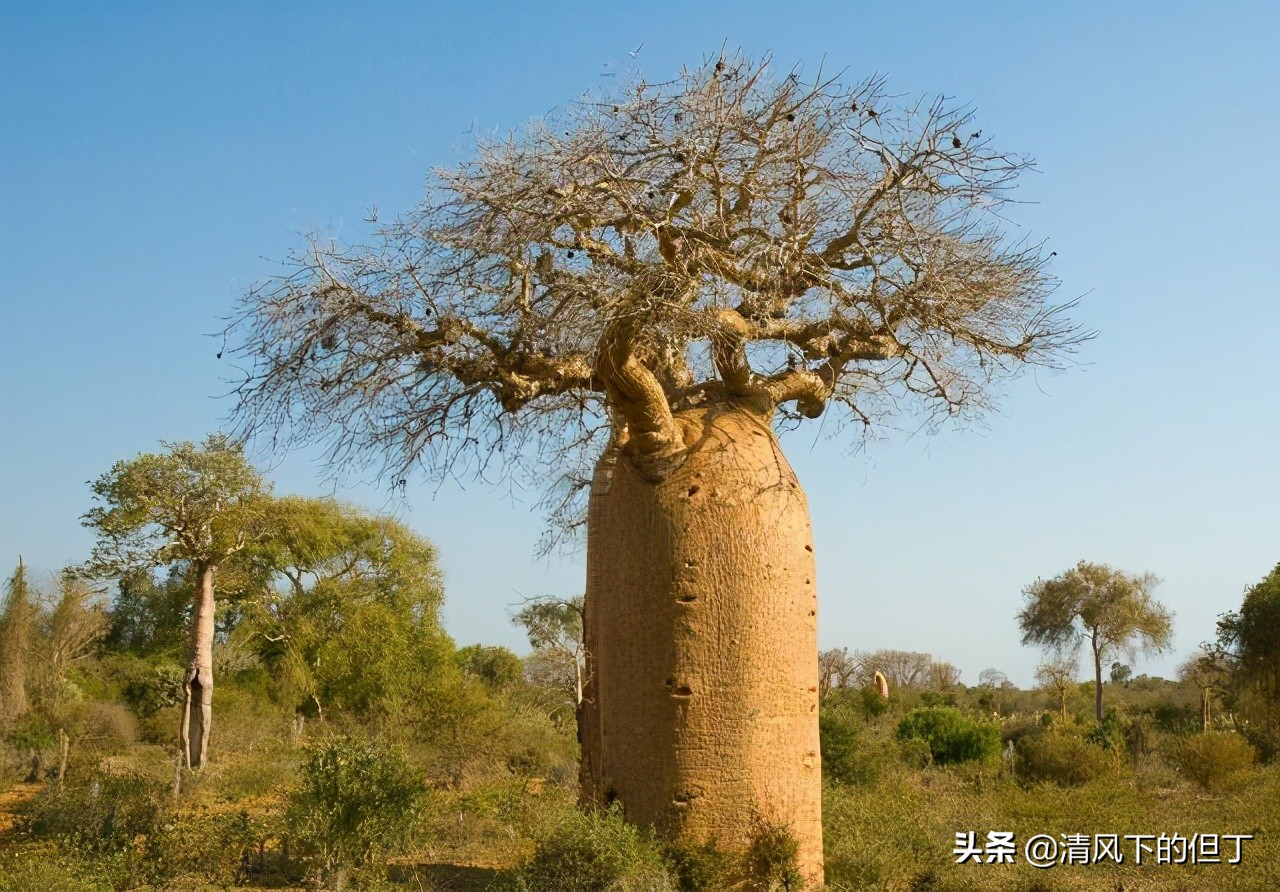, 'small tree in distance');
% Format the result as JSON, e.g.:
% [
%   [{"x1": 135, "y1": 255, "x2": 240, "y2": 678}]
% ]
[
  {"x1": 83, "y1": 434, "x2": 268, "y2": 769},
  {"x1": 0, "y1": 559, "x2": 33, "y2": 725},
  {"x1": 513, "y1": 595, "x2": 586, "y2": 710},
  {"x1": 1018, "y1": 561, "x2": 1173, "y2": 722},
  {"x1": 1035, "y1": 652, "x2": 1080, "y2": 721}
]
